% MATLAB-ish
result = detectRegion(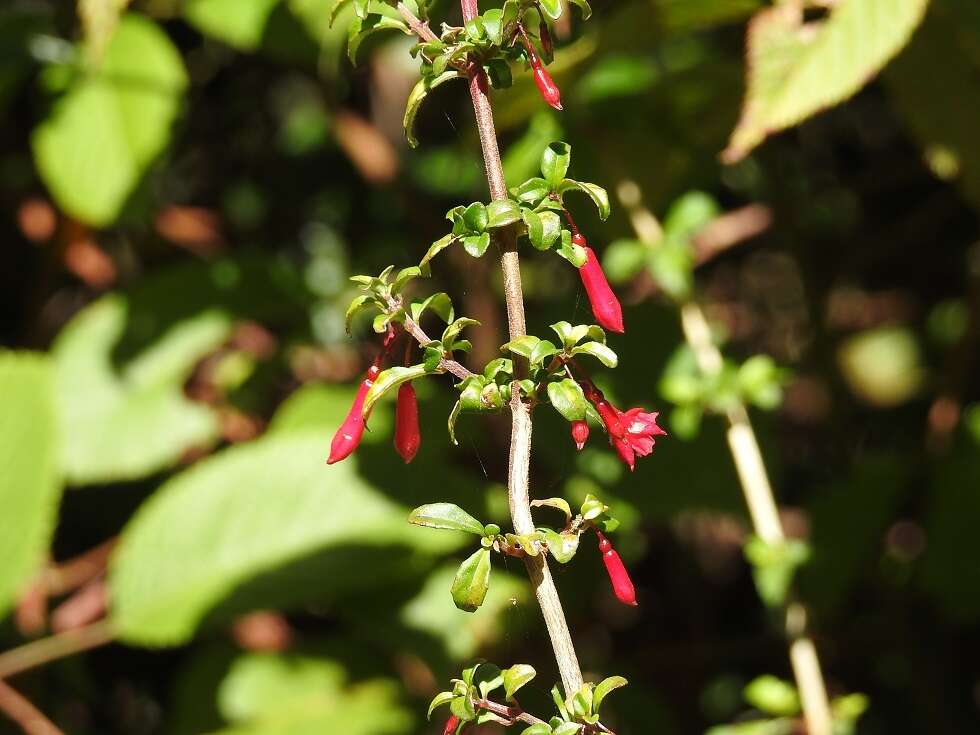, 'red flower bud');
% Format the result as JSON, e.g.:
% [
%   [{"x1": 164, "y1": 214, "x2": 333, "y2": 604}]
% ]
[
  {"x1": 524, "y1": 42, "x2": 562, "y2": 110},
  {"x1": 394, "y1": 382, "x2": 421, "y2": 463},
  {"x1": 574, "y1": 234, "x2": 624, "y2": 333},
  {"x1": 596, "y1": 531, "x2": 637, "y2": 606},
  {"x1": 571, "y1": 419, "x2": 590, "y2": 450},
  {"x1": 444, "y1": 714, "x2": 461, "y2": 735},
  {"x1": 326, "y1": 365, "x2": 380, "y2": 464}
]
